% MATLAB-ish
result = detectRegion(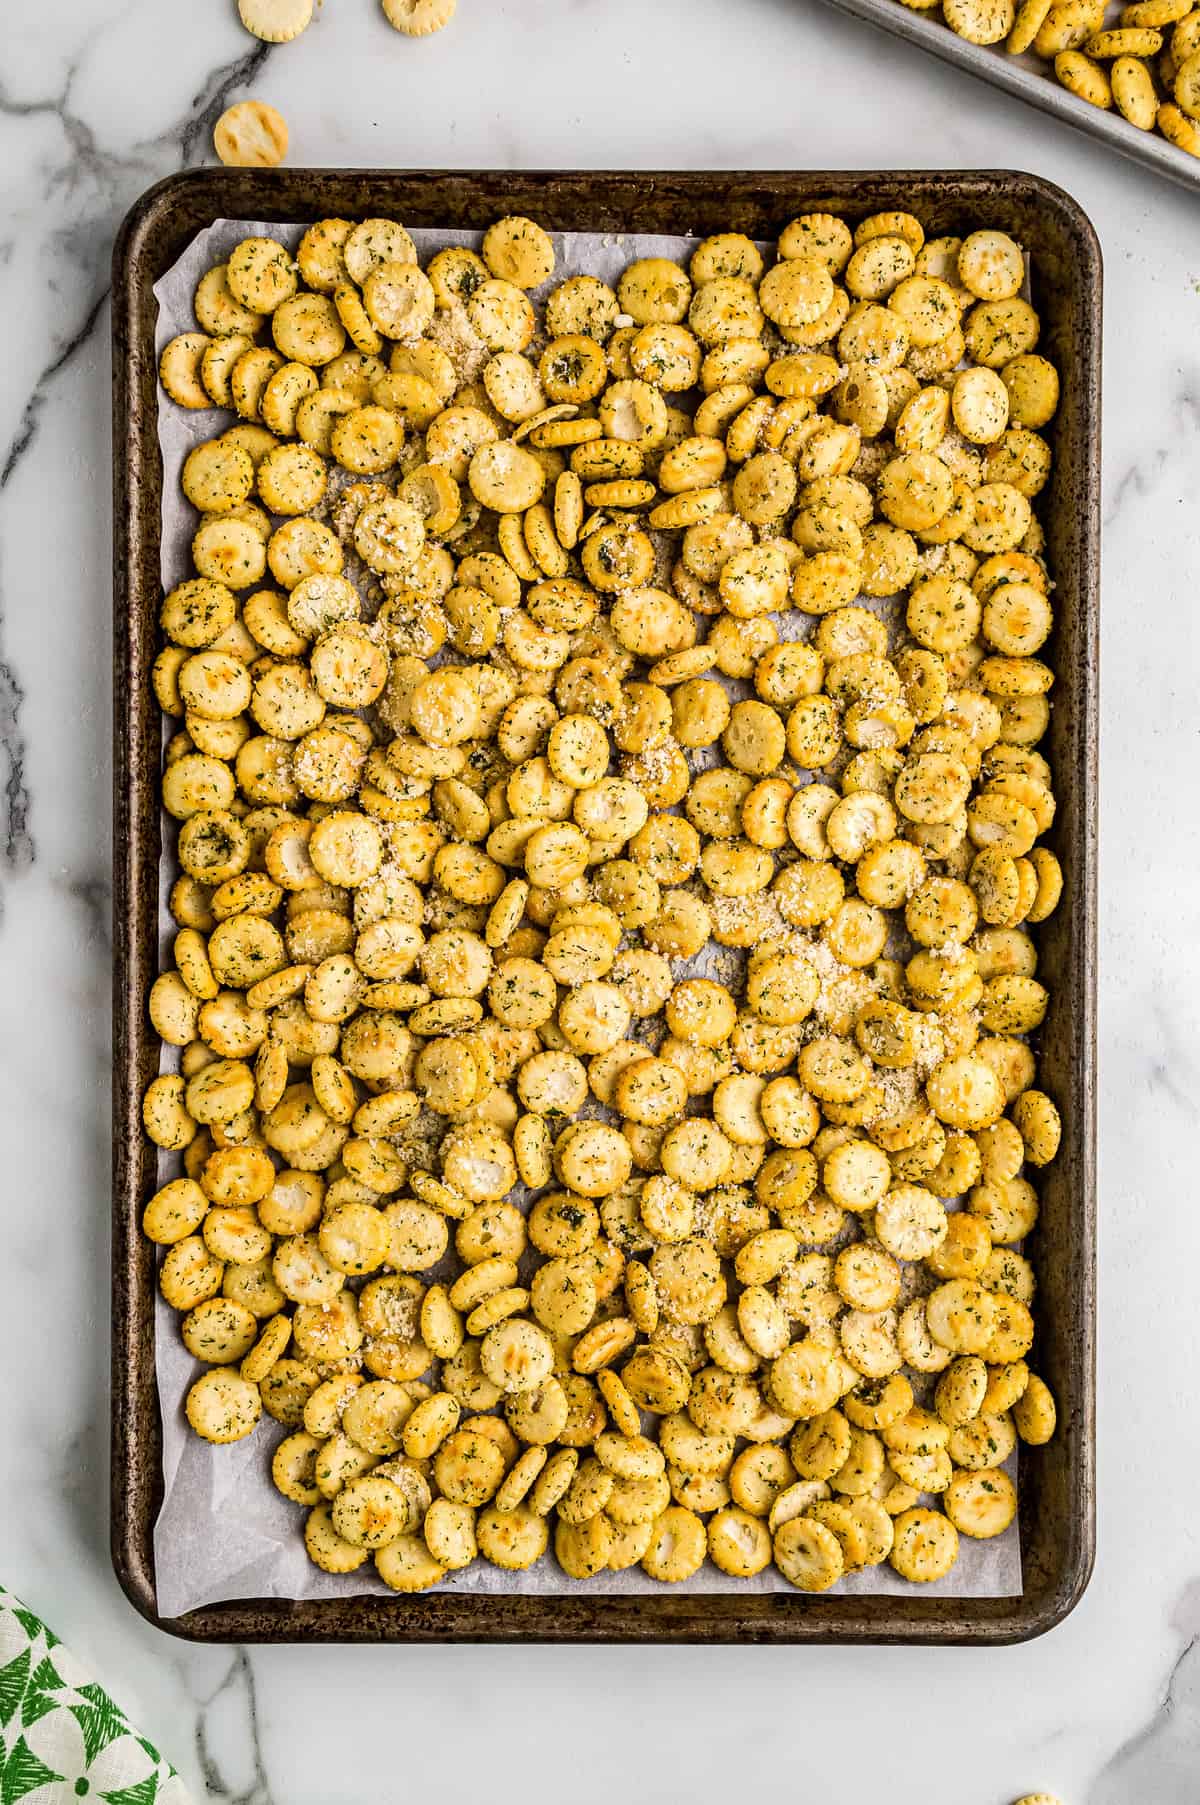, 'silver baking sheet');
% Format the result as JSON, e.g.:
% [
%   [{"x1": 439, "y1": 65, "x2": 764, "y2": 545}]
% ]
[{"x1": 818, "y1": 0, "x2": 1200, "y2": 194}]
